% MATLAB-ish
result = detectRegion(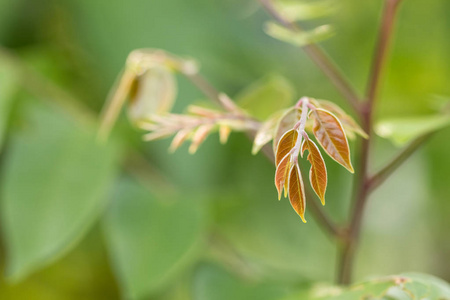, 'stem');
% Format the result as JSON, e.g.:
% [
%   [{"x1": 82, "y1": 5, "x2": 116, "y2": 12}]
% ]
[
  {"x1": 368, "y1": 133, "x2": 432, "y2": 193},
  {"x1": 258, "y1": 0, "x2": 362, "y2": 115},
  {"x1": 336, "y1": 0, "x2": 403, "y2": 285}
]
